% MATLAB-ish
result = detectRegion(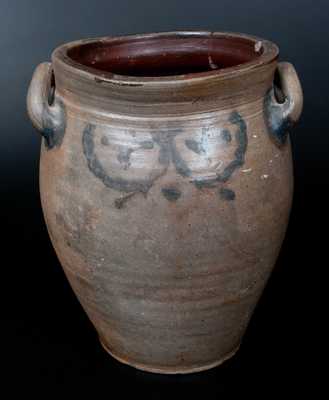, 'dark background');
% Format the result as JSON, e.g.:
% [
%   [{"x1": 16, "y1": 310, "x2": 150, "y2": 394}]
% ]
[{"x1": 1, "y1": 0, "x2": 327, "y2": 396}]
